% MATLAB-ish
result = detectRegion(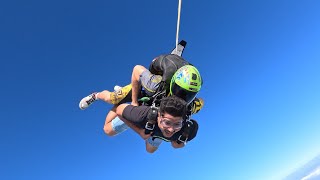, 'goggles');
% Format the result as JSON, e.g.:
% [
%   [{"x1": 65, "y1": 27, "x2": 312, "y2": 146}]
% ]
[{"x1": 160, "y1": 116, "x2": 183, "y2": 130}]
